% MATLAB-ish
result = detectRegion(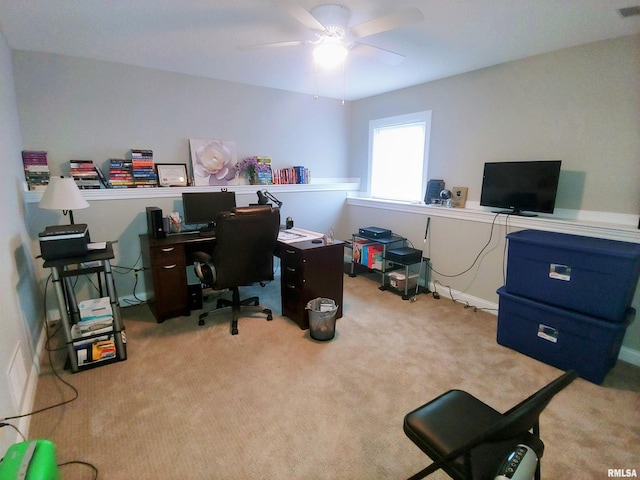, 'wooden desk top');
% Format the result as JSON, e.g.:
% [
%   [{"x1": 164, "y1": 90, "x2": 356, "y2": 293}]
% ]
[{"x1": 141, "y1": 231, "x2": 216, "y2": 248}]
